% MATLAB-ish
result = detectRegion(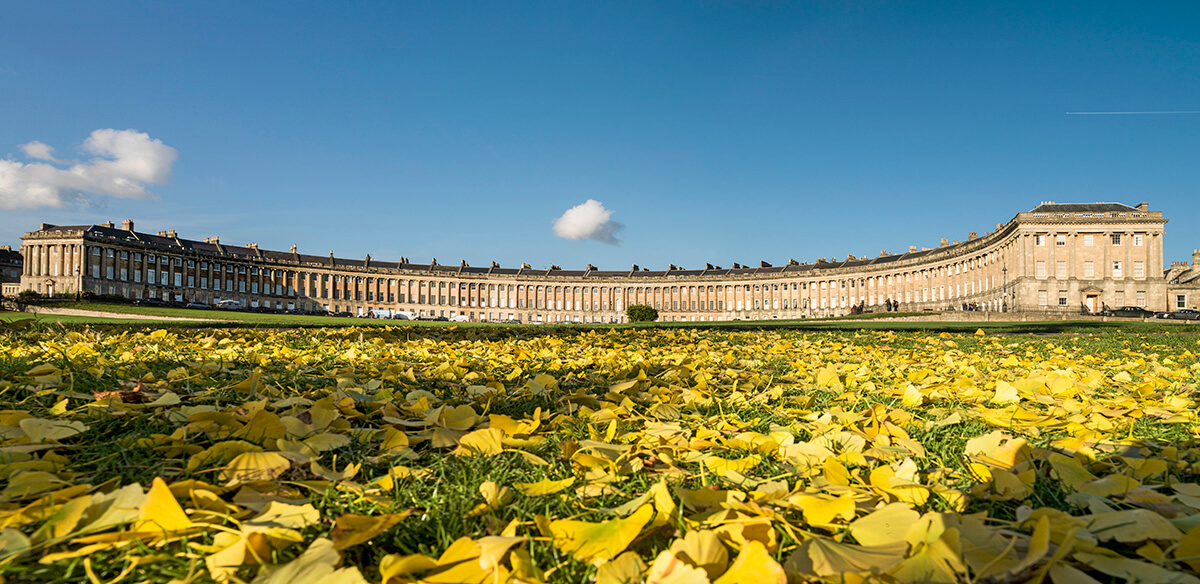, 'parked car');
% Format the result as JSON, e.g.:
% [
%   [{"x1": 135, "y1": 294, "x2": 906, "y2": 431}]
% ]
[
  {"x1": 214, "y1": 299, "x2": 244, "y2": 310},
  {"x1": 1098, "y1": 306, "x2": 1157, "y2": 318},
  {"x1": 134, "y1": 298, "x2": 168, "y2": 307},
  {"x1": 185, "y1": 302, "x2": 211, "y2": 309},
  {"x1": 1157, "y1": 308, "x2": 1200, "y2": 320}
]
